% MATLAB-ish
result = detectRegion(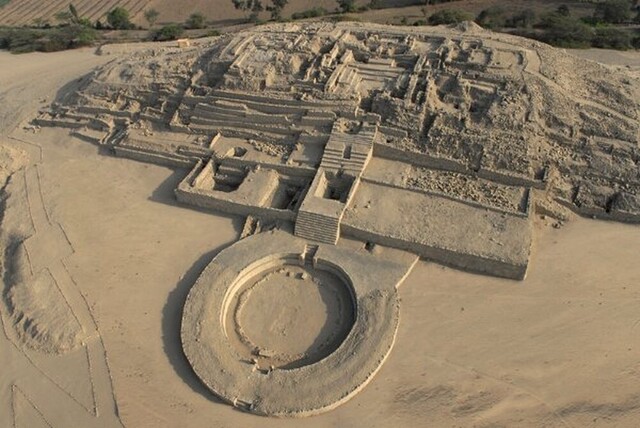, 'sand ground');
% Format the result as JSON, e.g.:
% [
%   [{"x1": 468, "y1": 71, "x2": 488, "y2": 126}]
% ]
[{"x1": 0, "y1": 45, "x2": 639, "y2": 427}]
